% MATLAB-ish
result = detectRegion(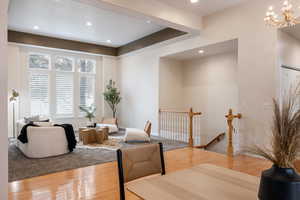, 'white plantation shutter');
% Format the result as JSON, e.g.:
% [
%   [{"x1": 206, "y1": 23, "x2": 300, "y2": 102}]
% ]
[
  {"x1": 80, "y1": 75, "x2": 95, "y2": 109},
  {"x1": 56, "y1": 72, "x2": 74, "y2": 115},
  {"x1": 79, "y1": 59, "x2": 96, "y2": 111},
  {"x1": 29, "y1": 72, "x2": 49, "y2": 115},
  {"x1": 55, "y1": 56, "x2": 74, "y2": 115},
  {"x1": 27, "y1": 50, "x2": 98, "y2": 118}
]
